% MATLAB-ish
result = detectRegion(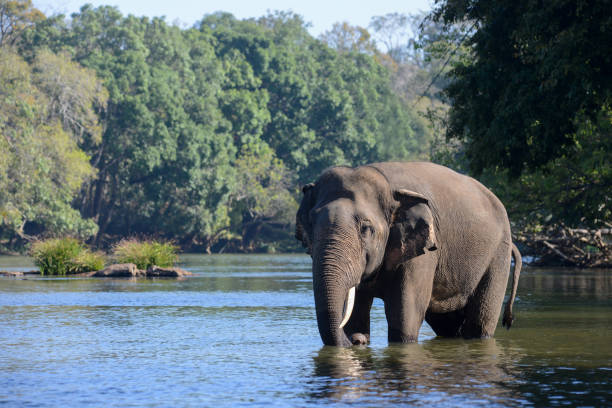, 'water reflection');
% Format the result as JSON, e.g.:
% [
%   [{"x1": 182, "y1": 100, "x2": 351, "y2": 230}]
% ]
[
  {"x1": 309, "y1": 323, "x2": 612, "y2": 407},
  {"x1": 310, "y1": 339, "x2": 523, "y2": 406},
  {"x1": 519, "y1": 268, "x2": 612, "y2": 299}
]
